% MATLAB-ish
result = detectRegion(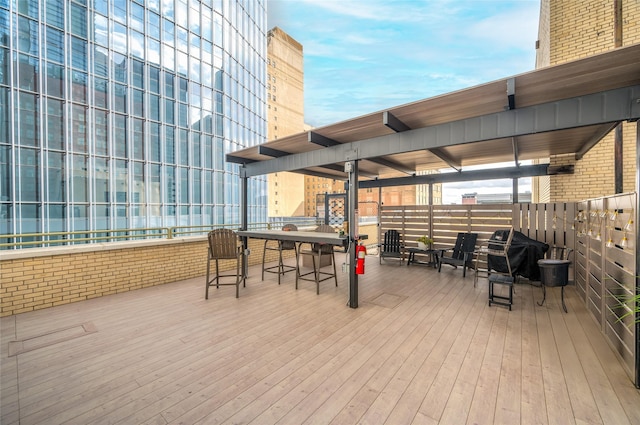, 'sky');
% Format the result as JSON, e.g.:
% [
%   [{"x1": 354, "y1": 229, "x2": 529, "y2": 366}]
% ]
[{"x1": 266, "y1": 0, "x2": 541, "y2": 203}]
